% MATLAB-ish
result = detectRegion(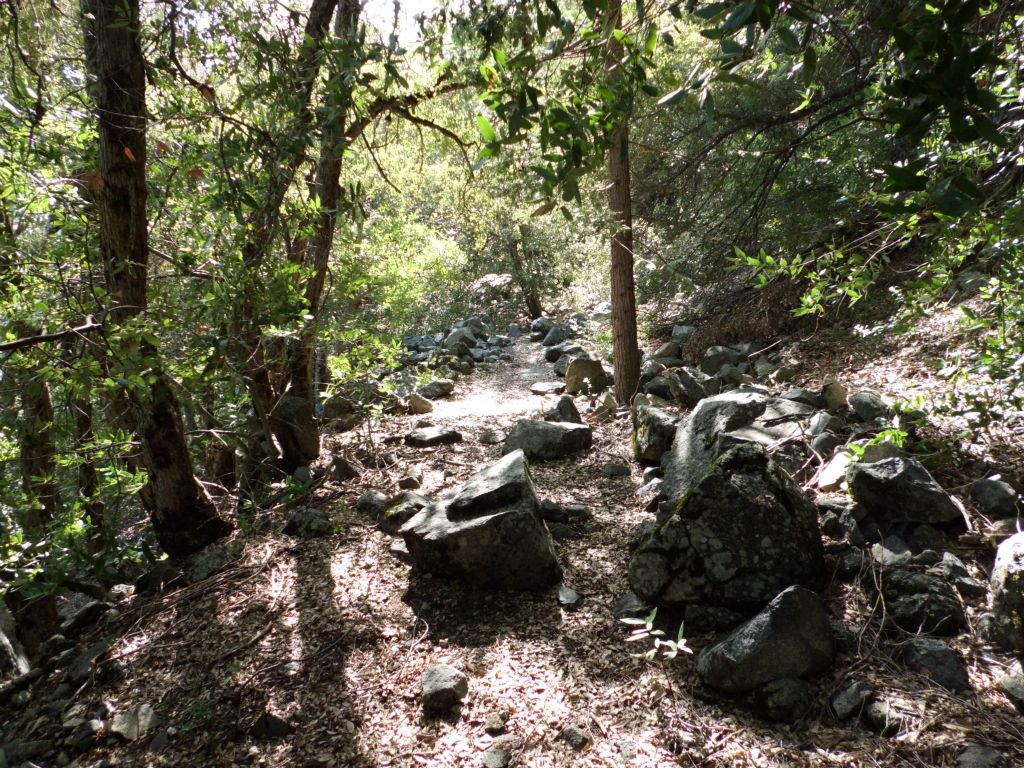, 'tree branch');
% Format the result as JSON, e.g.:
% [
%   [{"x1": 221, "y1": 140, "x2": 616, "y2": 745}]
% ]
[{"x1": 0, "y1": 318, "x2": 102, "y2": 354}]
